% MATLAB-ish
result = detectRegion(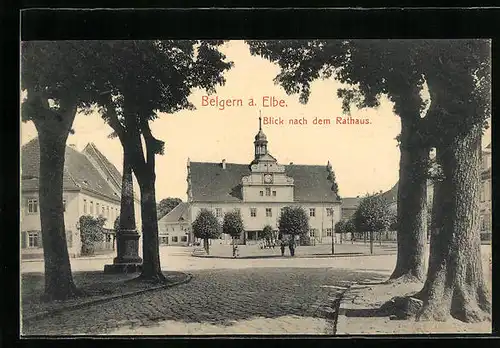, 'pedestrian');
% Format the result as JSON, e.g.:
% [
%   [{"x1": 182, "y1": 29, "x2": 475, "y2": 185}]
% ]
[
  {"x1": 288, "y1": 236, "x2": 295, "y2": 257},
  {"x1": 280, "y1": 239, "x2": 286, "y2": 256}
]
